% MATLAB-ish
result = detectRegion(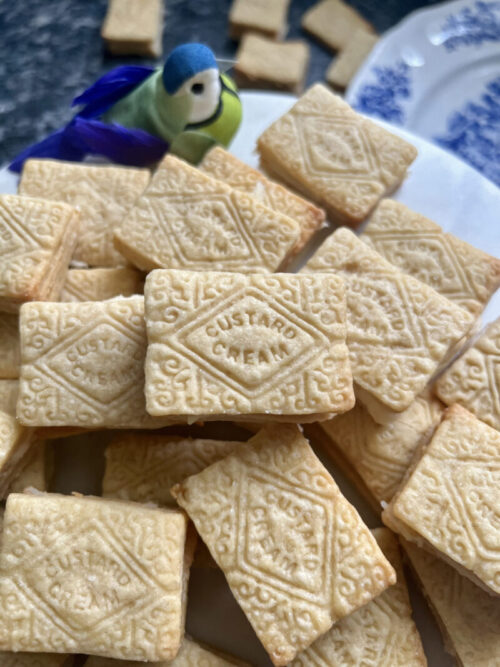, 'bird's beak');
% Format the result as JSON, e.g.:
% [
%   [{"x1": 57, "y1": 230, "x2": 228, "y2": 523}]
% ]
[{"x1": 216, "y1": 58, "x2": 238, "y2": 74}]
